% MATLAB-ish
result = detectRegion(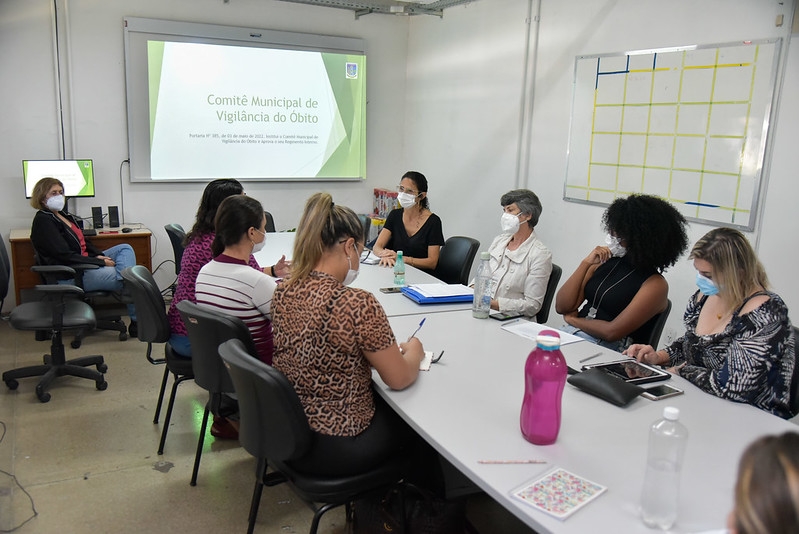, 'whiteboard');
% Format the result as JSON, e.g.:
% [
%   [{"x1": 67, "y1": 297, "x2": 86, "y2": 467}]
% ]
[{"x1": 564, "y1": 39, "x2": 781, "y2": 230}]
